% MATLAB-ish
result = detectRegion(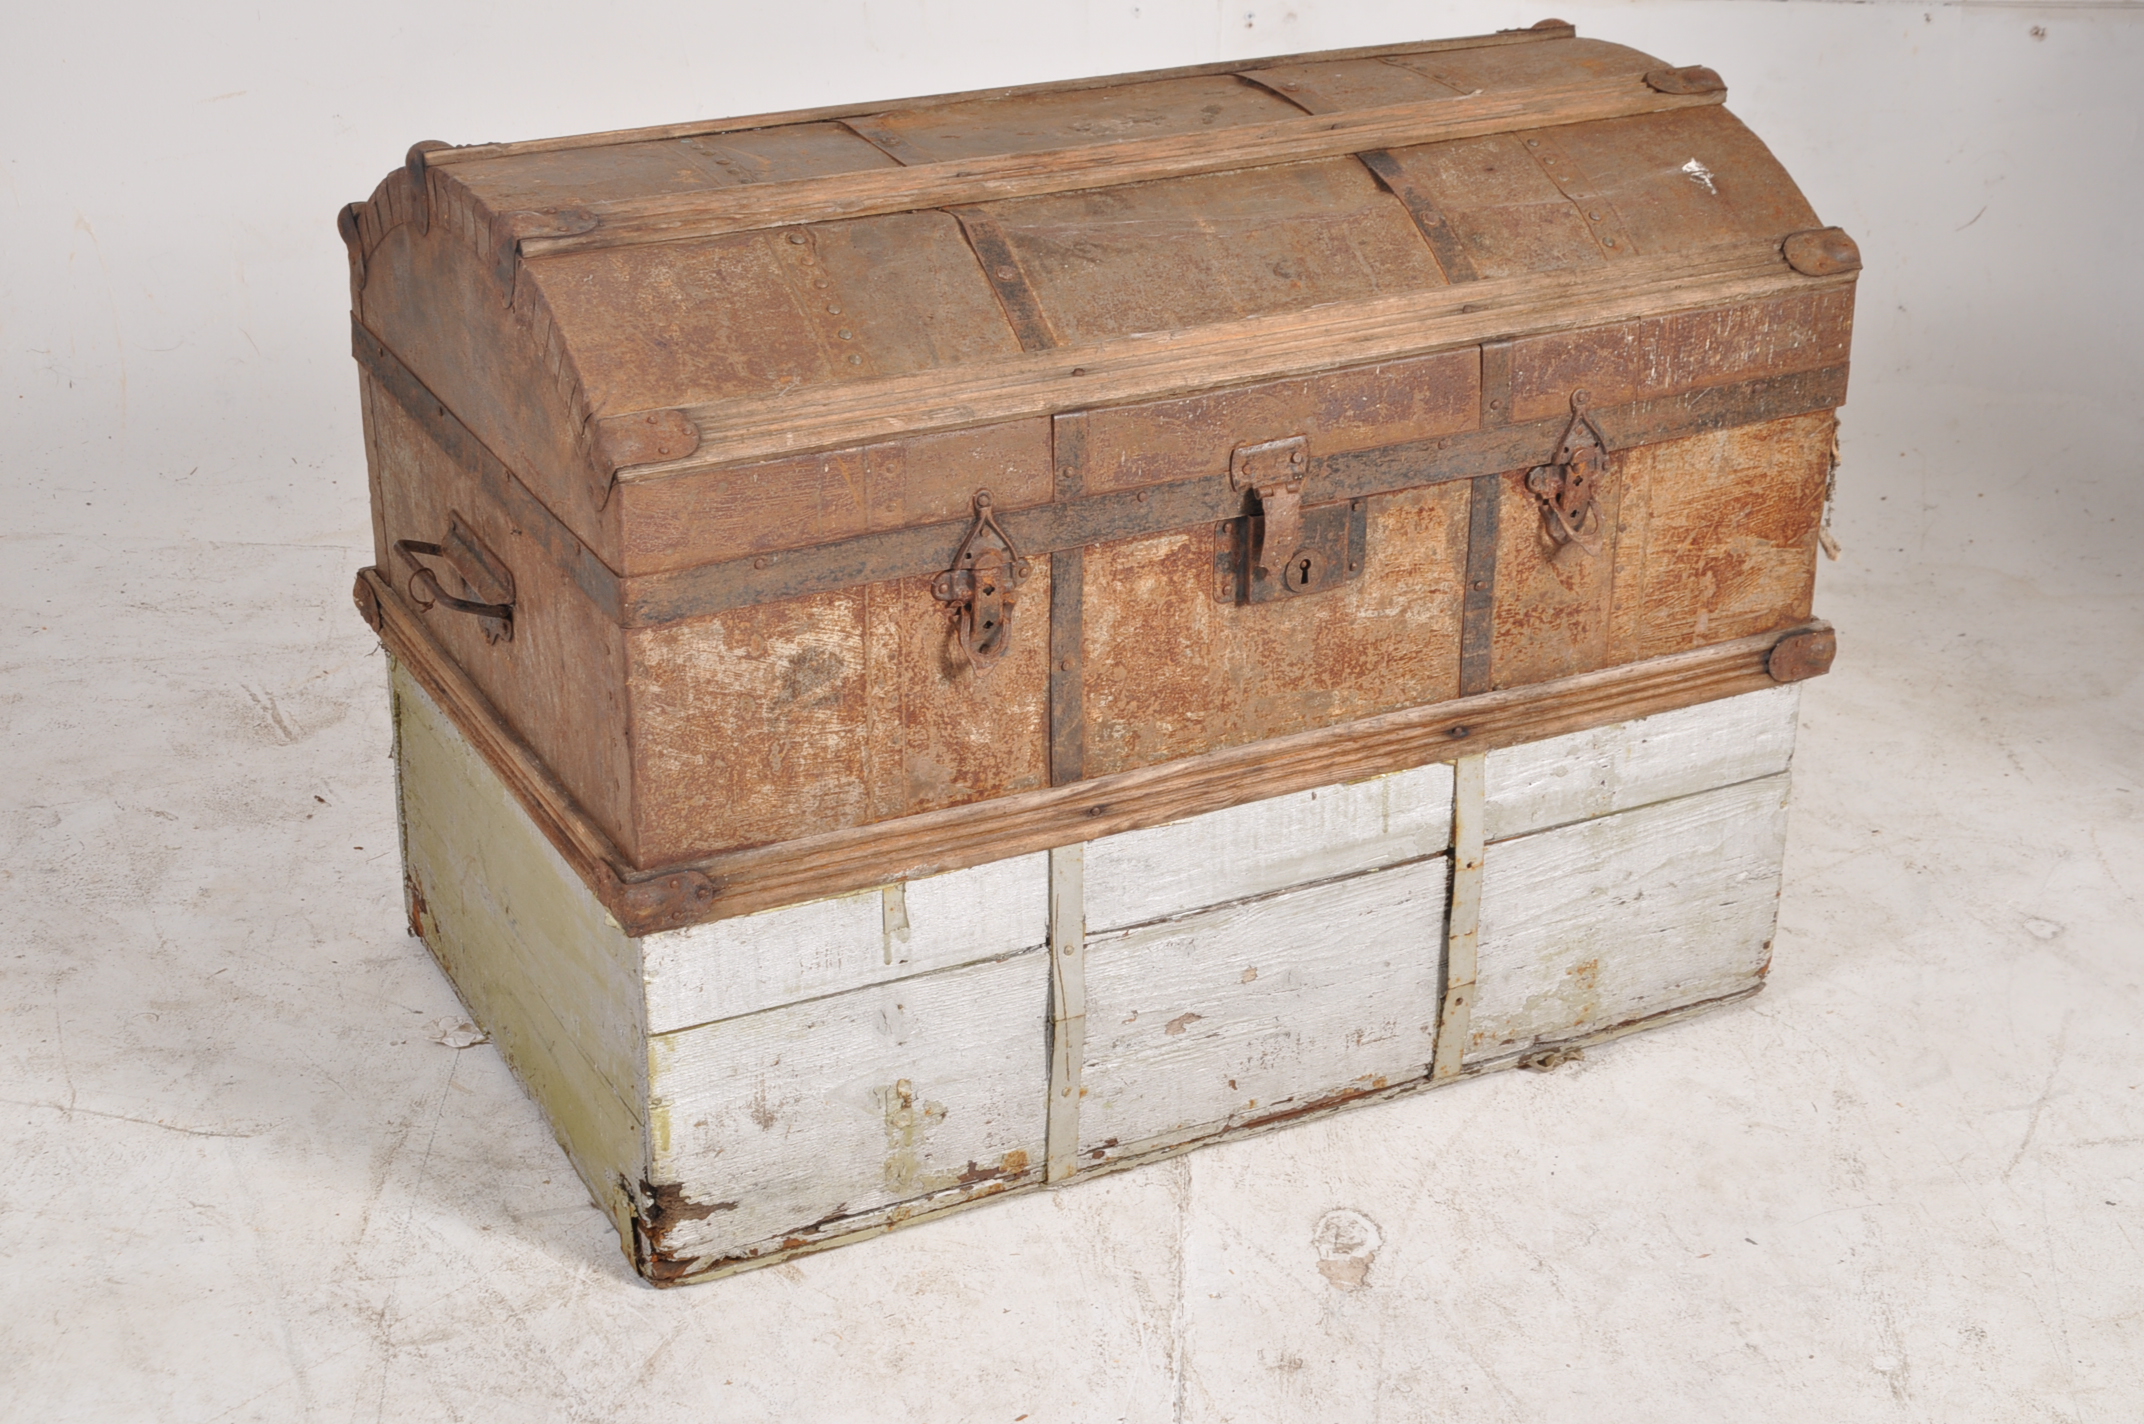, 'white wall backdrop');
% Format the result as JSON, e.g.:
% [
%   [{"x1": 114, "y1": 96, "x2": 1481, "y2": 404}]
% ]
[{"x1": 5, "y1": 0, "x2": 2139, "y2": 586}]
